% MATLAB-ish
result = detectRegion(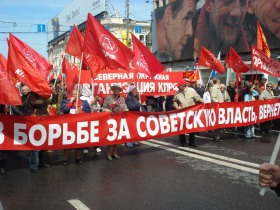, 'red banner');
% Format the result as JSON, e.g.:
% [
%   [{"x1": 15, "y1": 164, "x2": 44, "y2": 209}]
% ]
[
  {"x1": 66, "y1": 69, "x2": 184, "y2": 96},
  {"x1": 251, "y1": 45, "x2": 280, "y2": 78},
  {"x1": 0, "y1": 99, "x2": 279, "y2": 150}
]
